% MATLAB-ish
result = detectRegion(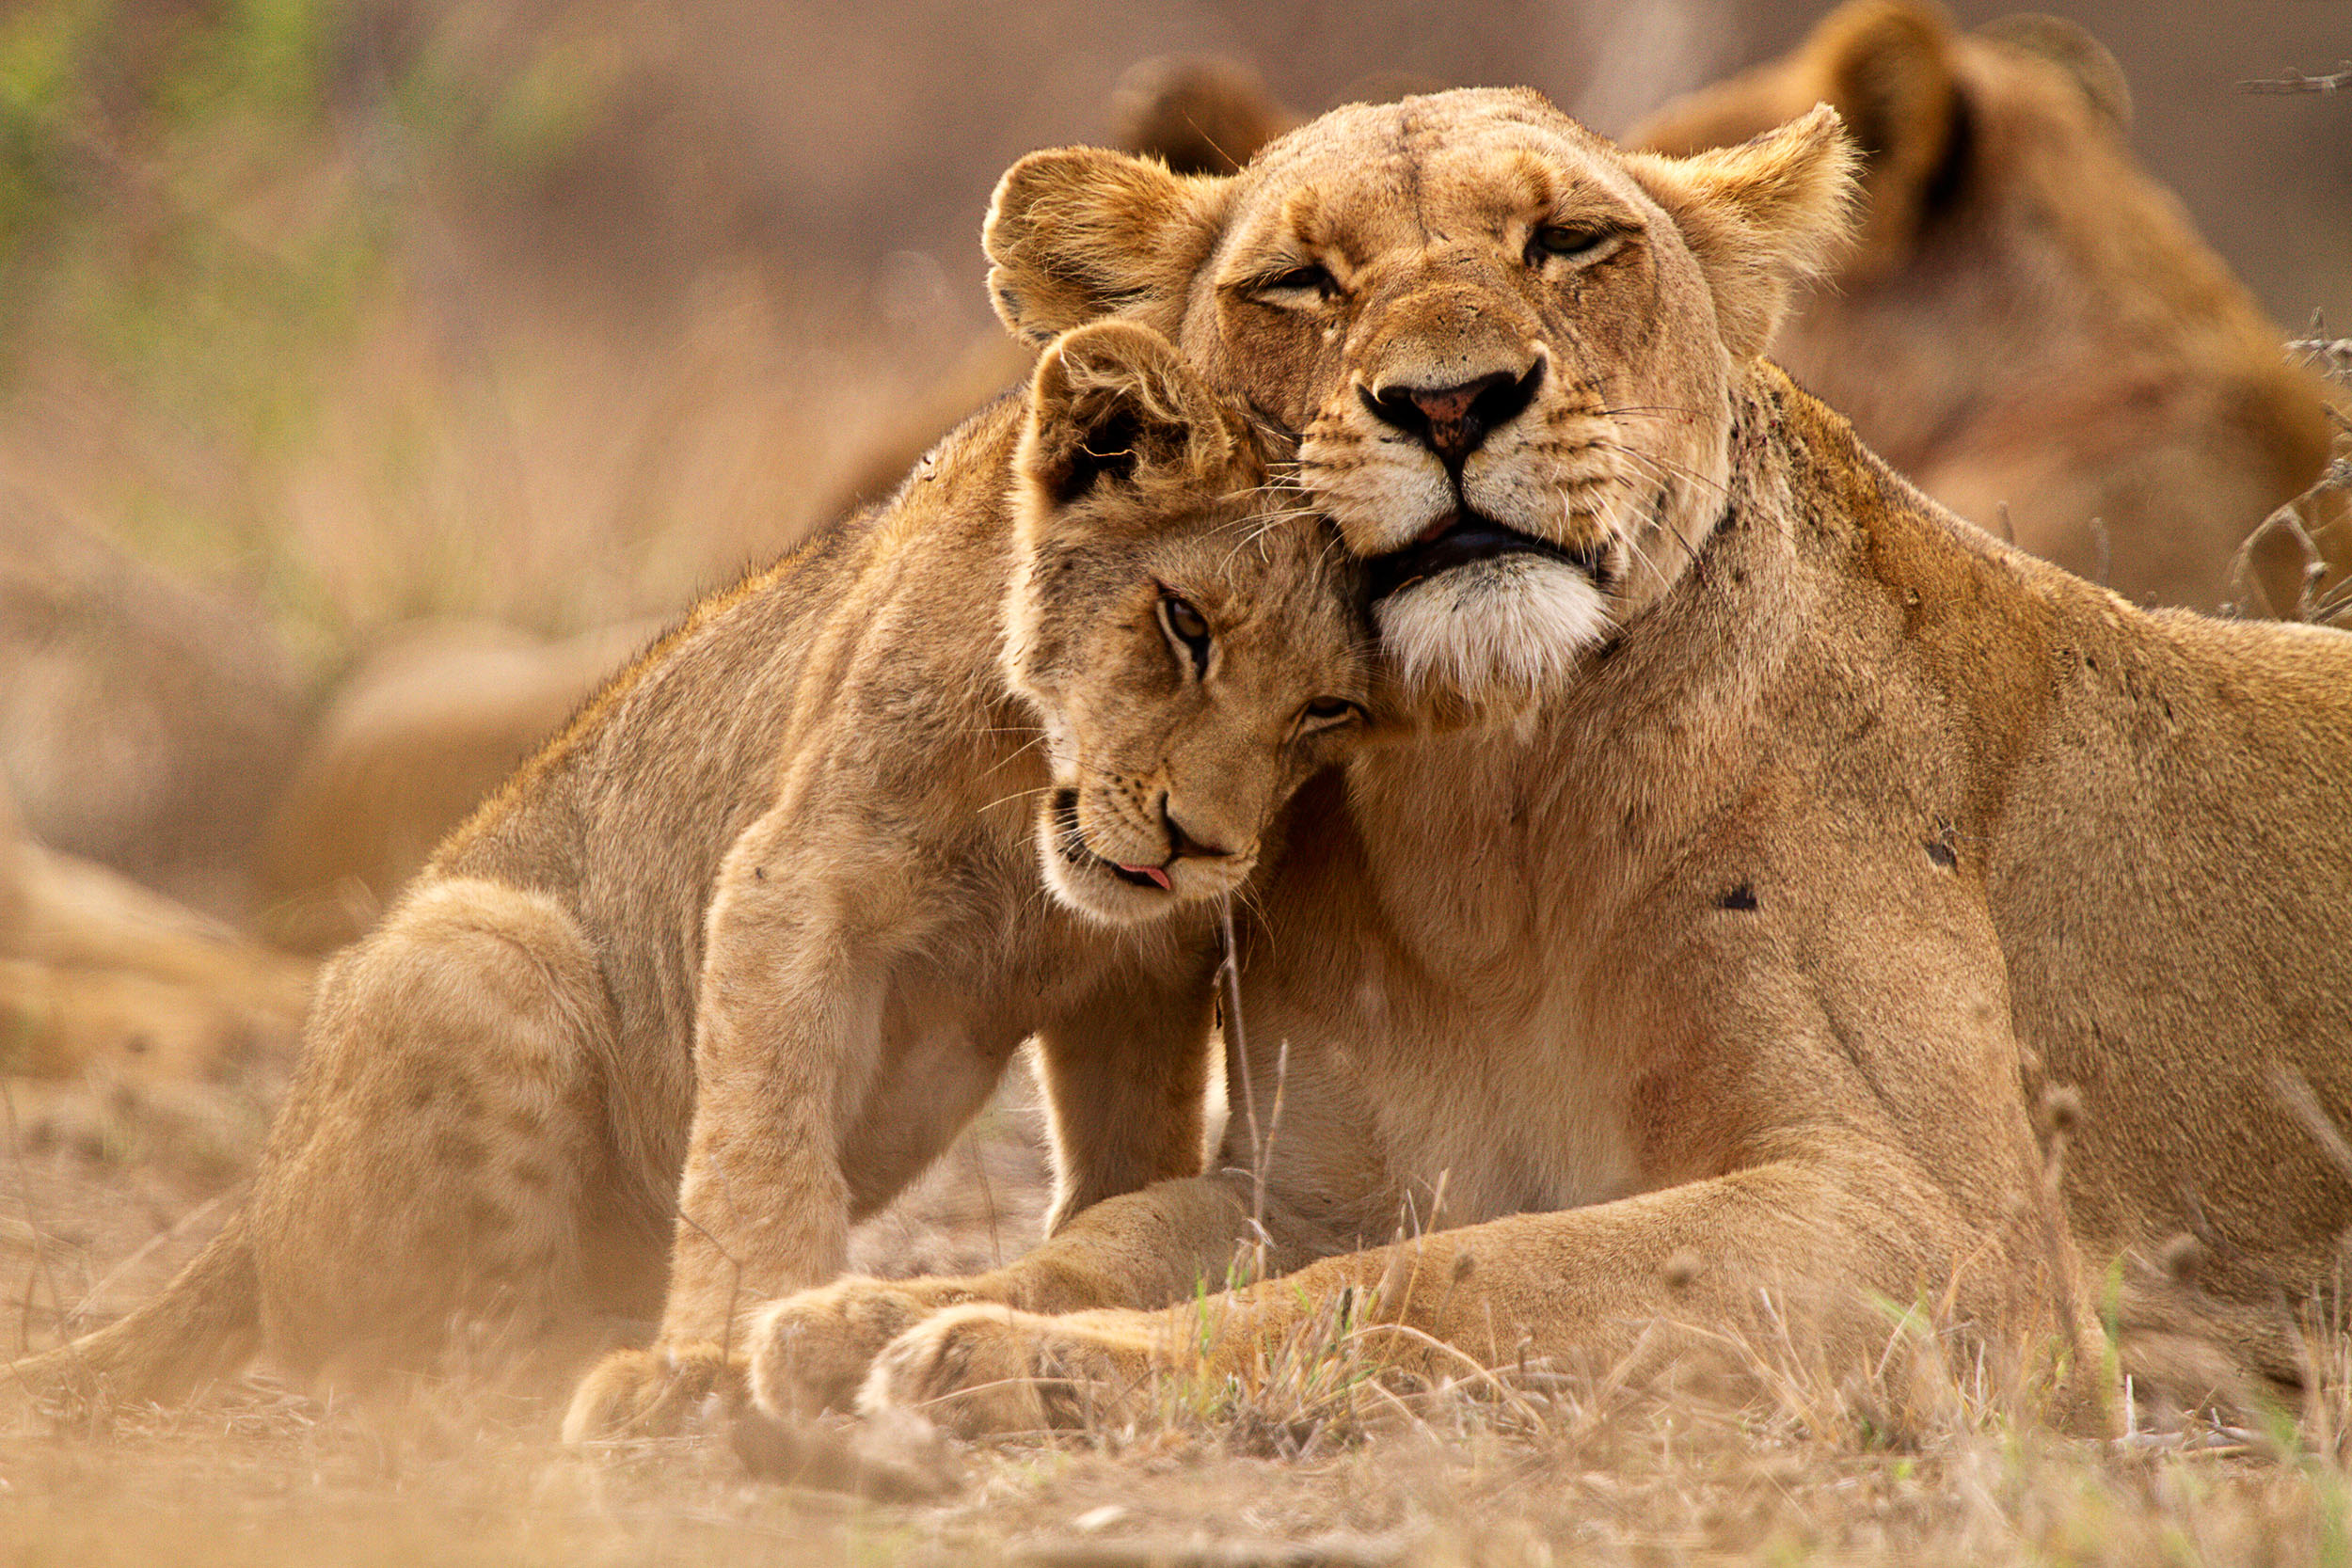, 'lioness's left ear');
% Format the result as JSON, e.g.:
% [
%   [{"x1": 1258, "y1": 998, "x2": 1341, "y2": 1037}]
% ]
[
  {"x1": 1622, "y1": 104, "x2": 1860, "y2": 361},
  {"x1": 985, "y1": 149, "x2": 1234, "y2": 345},
  {"x1": 1020, "y1": 320, "x2": 1243, "y2": 507}
]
